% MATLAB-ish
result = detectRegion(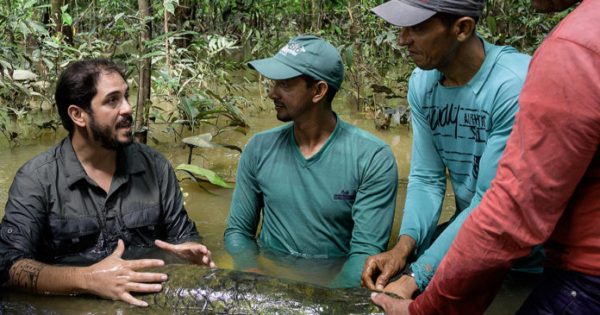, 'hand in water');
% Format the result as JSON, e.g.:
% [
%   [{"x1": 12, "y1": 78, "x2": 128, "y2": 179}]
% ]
[
  {"x1": 155, "y1": 239, "x2": 216, "y2": 268},
  {"x1": 83, "y1": 239, "x2": 167, "y2": 307}
]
